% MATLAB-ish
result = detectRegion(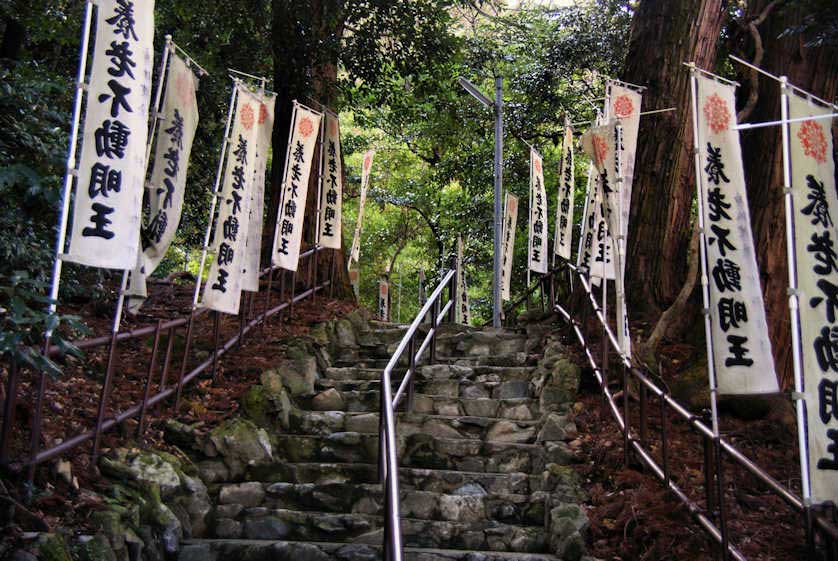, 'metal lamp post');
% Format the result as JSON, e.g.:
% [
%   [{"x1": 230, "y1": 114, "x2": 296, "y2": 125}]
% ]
[{"x1": 458, "y1": 76, "x2": 503, "y2": 328}]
